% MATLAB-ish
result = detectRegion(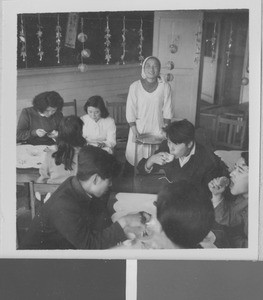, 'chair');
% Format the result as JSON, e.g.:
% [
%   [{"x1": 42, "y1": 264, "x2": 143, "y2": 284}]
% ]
[
  {"x1": 215, "y1": 115, "x2": 247, "y2": 150},
  {"x1": 29, "y1": 181, "x2": 60, "y2": 219},
  {"x1": 63, "y1": 99, "x2": 77, "y2": 116},
  {"x1": 106, "y1": 101, "x2": 129, "y2": 149}
]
